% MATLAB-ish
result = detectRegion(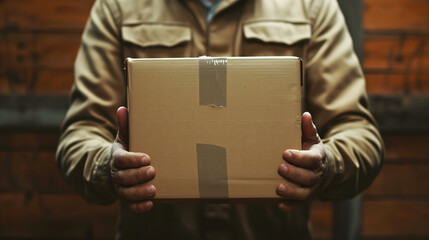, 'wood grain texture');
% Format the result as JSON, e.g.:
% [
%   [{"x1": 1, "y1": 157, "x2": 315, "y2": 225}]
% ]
[
  {"x1": 310, "y1": 201, "x2": 333, "y2": 239},
  {"x1": 0, "y1": 193, "x2": 118, "y2": 239},
  {"x1": 0, "y1": 132, "x2": 59, "y2": 151},
  {"x1": 0, "y1": 69, "x2": 74, "y2": 95},
  {"x1": 364, "y1": 164, "x2": 429, "y2": 197},
  {"x1": 366, "y1": 73, "x2": 429, "y2": 94},
  {"x1": 0, "y1": 0, "x2": 93, "y2": 32},
  {"x1": 0, "y1": 33, "x2": 79, "y2": 94},
  {"x1": 364, "y1": 0, "x2": 429, "y2": 32},
  {"x1": 0, "y1": 151, "x2": 72, "y2": 194},
  {"x1": 383, "y1": 135, "x2": 429, "y2": 163},
  {"x1": 363, "y1": 34, "x2": 429, "y2": 94},
  {"x1": 362, "y1": 200, "x2": 429, "y2": 237},
  {"x1": 311, "y1": 200, "x2": 429, "y2": 238},
  {"x1": 364, "y1": 35, "x2": 429, "y2": 71}
]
